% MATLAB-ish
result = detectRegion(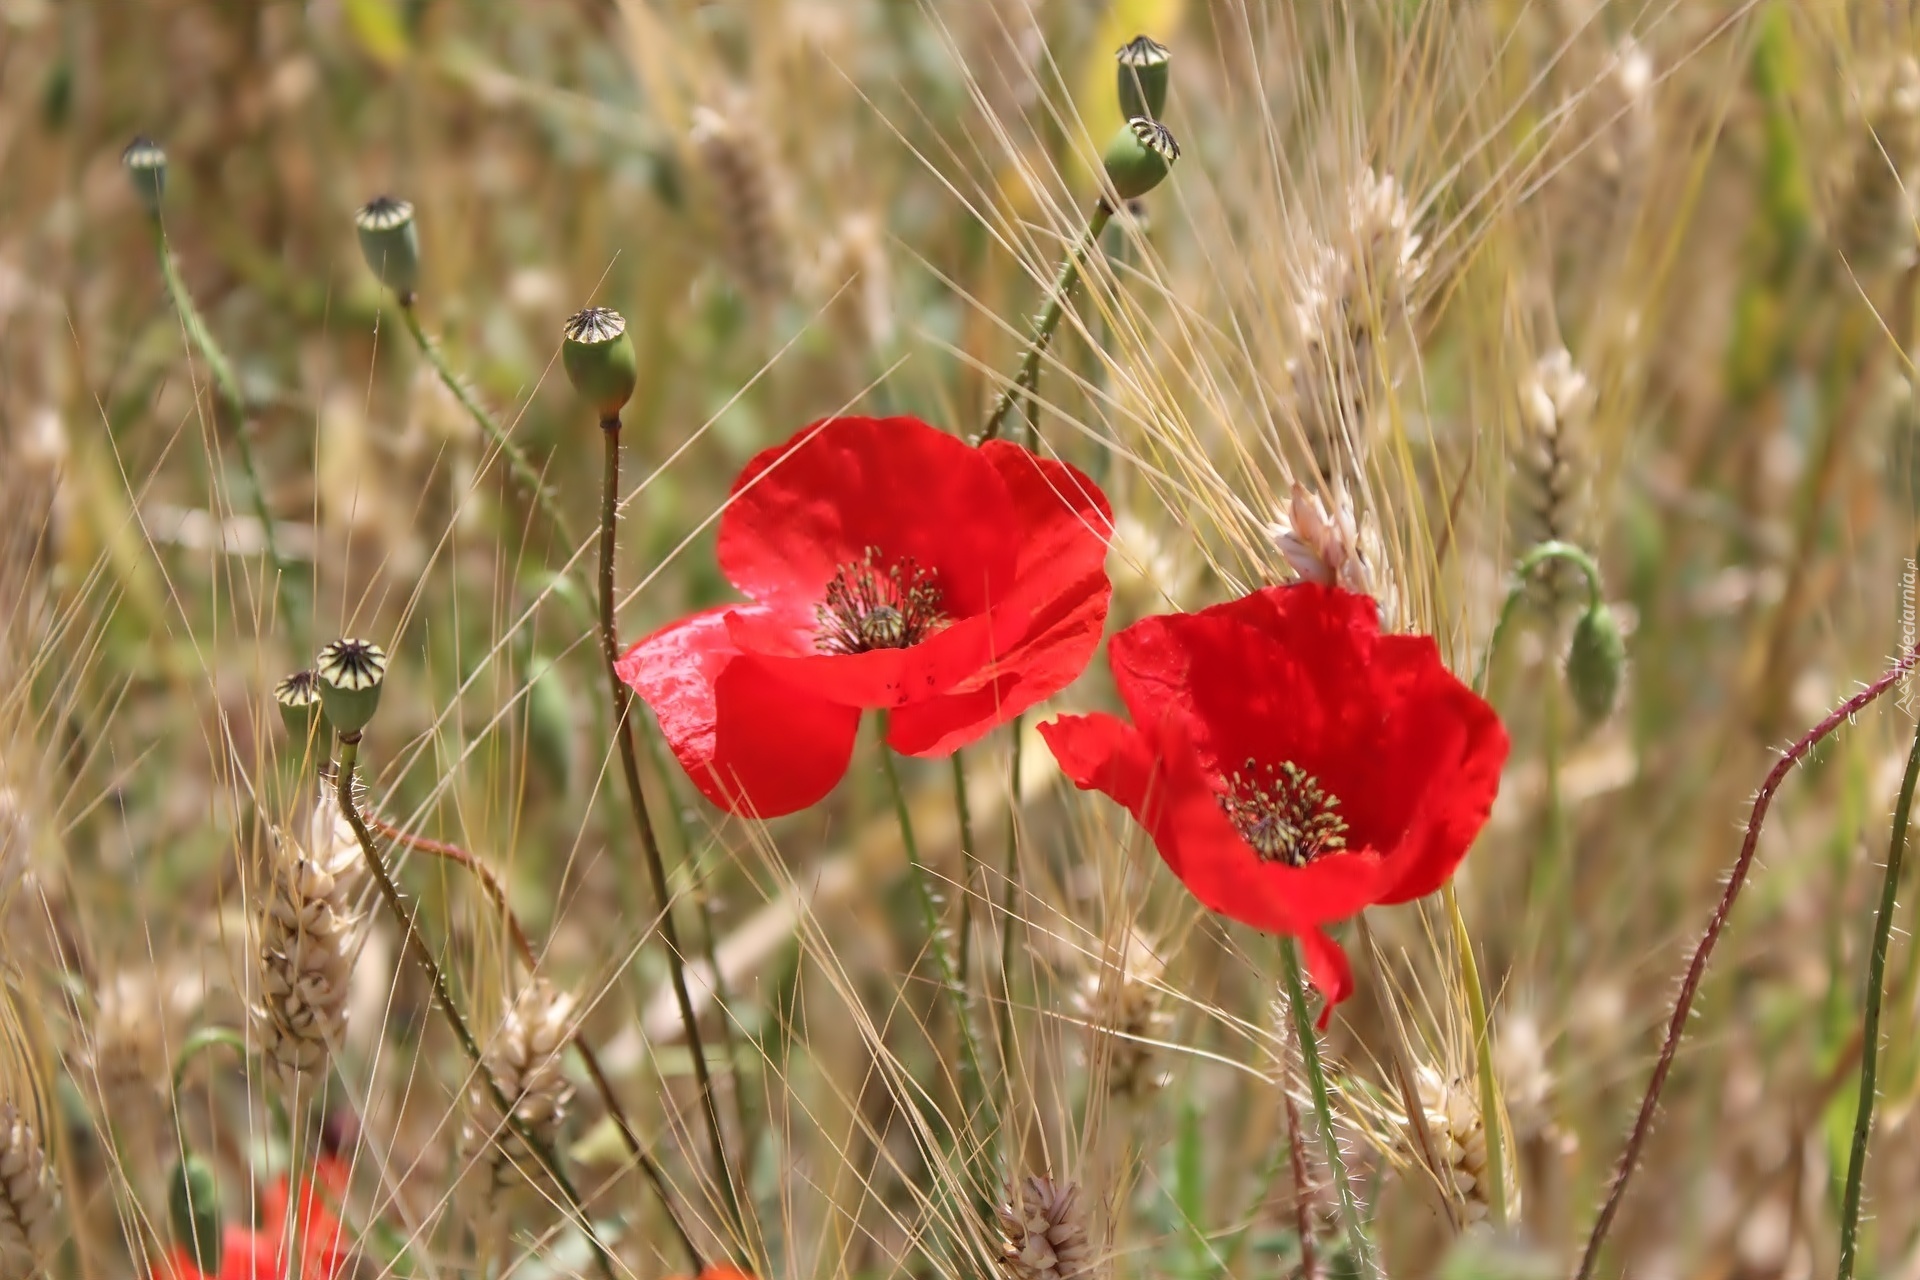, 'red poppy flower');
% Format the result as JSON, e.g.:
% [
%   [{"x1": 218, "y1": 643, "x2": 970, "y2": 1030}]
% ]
[
  {"x1": 151, "y1": 1158, "x2": 351, "y2": 1280},
  {"x1": 1039, "y1": 584, "x2": 1507, "y2": 1024},
  {"x1": 617, "y1": 416, "x2": 1113, "y2": 816}
]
